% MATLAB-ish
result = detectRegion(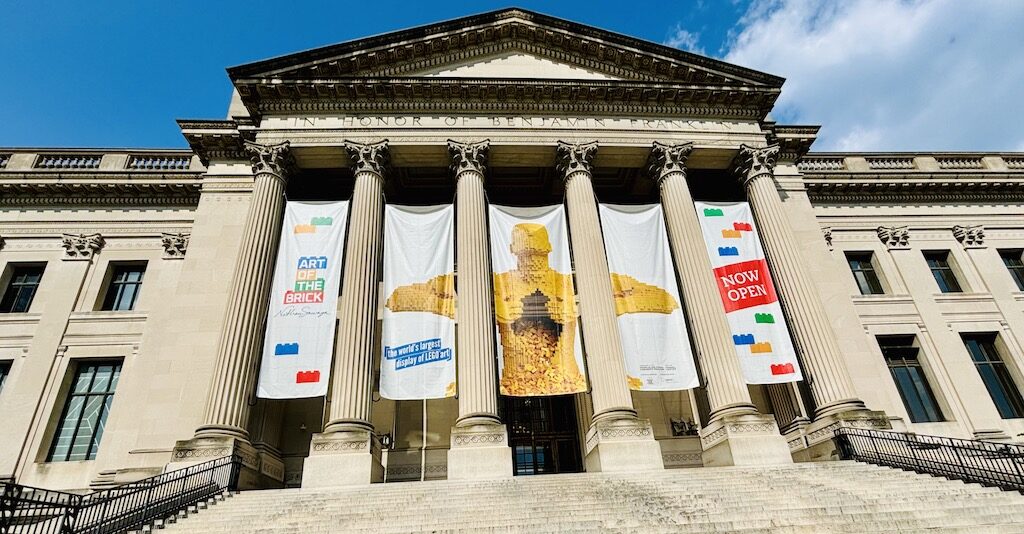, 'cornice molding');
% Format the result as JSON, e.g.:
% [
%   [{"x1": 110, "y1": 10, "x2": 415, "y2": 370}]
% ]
[
  {"x1": 0, "y1": 178, "x2": 201, "y2": 208},
  {"x1": 804, "y1": 178, "x2": 1024, "y2": 203}
]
